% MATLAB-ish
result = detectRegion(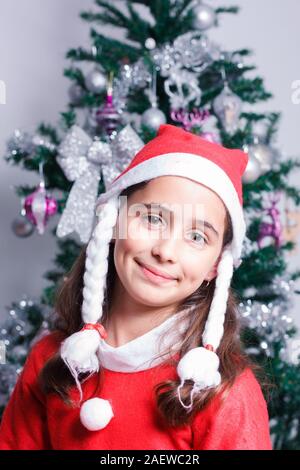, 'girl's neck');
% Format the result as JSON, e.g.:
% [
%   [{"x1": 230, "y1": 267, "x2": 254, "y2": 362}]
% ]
[
  {"x1": 104, "y1": 279, "x2": 179, "y2": 348},
  {"x1": 104, "y1": 307, "x2": 178, "y2": 348}
]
